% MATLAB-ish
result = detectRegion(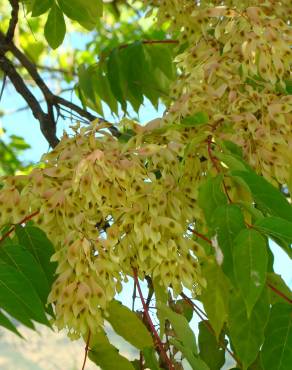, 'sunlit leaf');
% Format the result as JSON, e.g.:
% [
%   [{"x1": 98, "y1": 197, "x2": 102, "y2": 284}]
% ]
[
  {"x1": 89, "y1": 329, "x2": 135, "y2": 370},
  {"x1": 200, "y1": 260, "x2": 230, "y2": 337},
  {"x1": 107, "y1": 300, "x2": 153, "y2": 350},
  {"x1": 231, "y1": 171, "x2": 292, "y2": 222},
  {"x1": 44, "y1": 3, "x2": 66, "y2": 49},
  {"x1": 211, "y1": 204, "x2": 245, "y2": 283}
]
